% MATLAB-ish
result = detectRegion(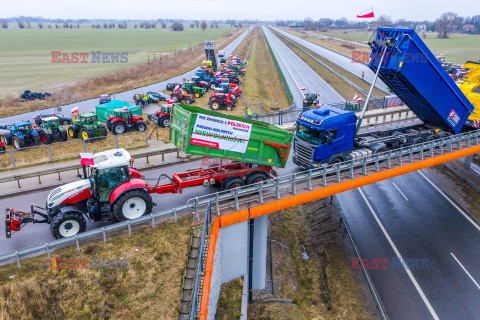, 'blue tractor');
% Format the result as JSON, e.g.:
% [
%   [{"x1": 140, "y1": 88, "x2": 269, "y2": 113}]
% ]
[{"x1": 4, "y1": 121, "x2": 41, "y2": 150}]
